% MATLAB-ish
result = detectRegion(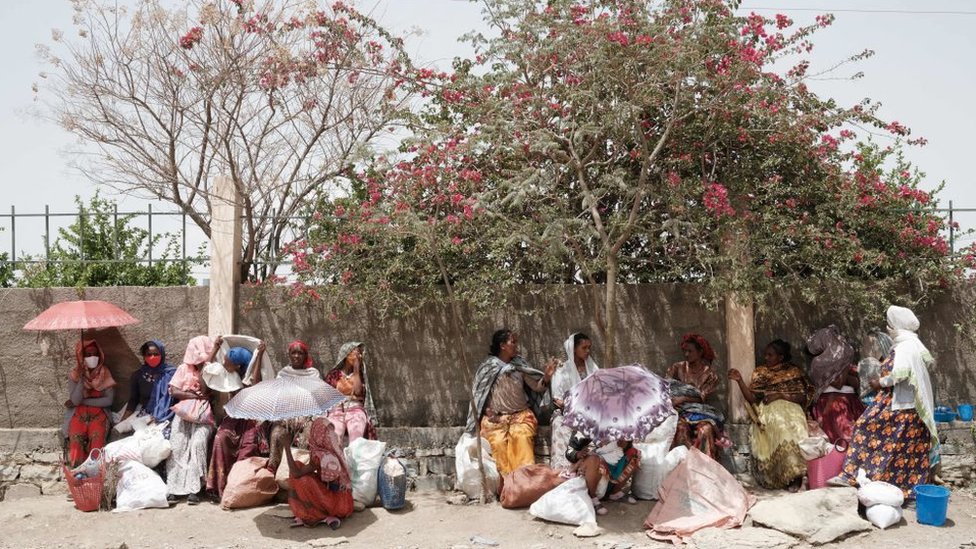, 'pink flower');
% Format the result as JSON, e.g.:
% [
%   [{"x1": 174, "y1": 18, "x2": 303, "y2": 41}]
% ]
[
  {"x1": 451, "y1": 236, "x2": 463, "y2": 246},
  {"x1": 703, "y1": 182, "x2": 735, "y2": 218},
  {"x1": 179, "y1": 27, "x2": 204, "y2": 50}
]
